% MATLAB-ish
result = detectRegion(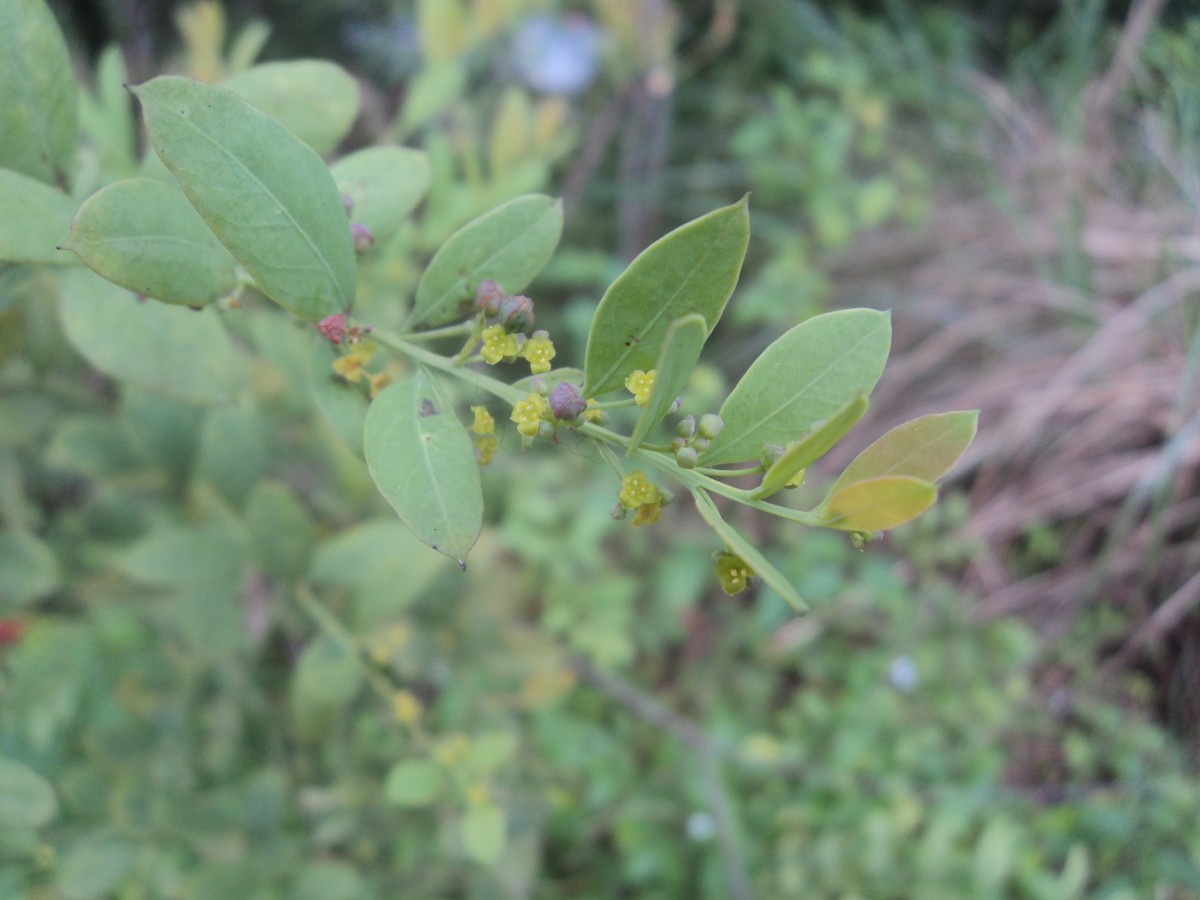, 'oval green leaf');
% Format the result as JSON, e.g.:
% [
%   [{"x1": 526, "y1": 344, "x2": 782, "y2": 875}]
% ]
[
  {"x1": 409, "y1": 194, "x2": 562, "y2": 327},
  {"x1": 0, "y1": 757, "x2": 58, "y2": 830},
  {"x1": 831, "y1": 410, "x2": 980, "y2": 494},
  {"x1": 0, "y1": 167, "x2": 77, "y2": 264},
  {"x1": 132, "y1": 76, "x2": 356, "y2": 321},
  {"x1": 363, "y1": 373, "x2": 483, "y2": 564},
  {"x1": 0, "y1": 530, "x2": 60, "y2": 610},
  {"x1": 65, "y1": 178, "x2": 238, "y2": 306},
  {"x1": 0, "y1": 0, "x2": 78, "y2": 186},
  {"x1": 701, "y1": 309, "x2": 891, "y2": 465},
  {"x1": 691, "y1": 488, "x2": 808, "y2": 614},
  {"x1": 819, "y1": 475, "x2": 937, "y2": 532},
  {"x1": 384, "y1": 760, "x2": 442, "y2": 808},
  {"x1": 223, "y1": 61, "x2": 360, "y2": 156},
  {"x1": 331, "y1": 146, "x2": 431, "y2": 248},
  {"x1": 627, "y1": 314, "x2": 707, "y2": 455},
  {"x1": 59, "y1": 267, "x2": 245, "y2": 405},
  {"x1": 583, "y1": 197, "x2": 749, "y2": 398},
  {"x1": 461, "y1": 804, "x2": 506, "y2": 866},
  {"x1": 752, "y1": 393, "x2": 869, "y2": 500}
]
